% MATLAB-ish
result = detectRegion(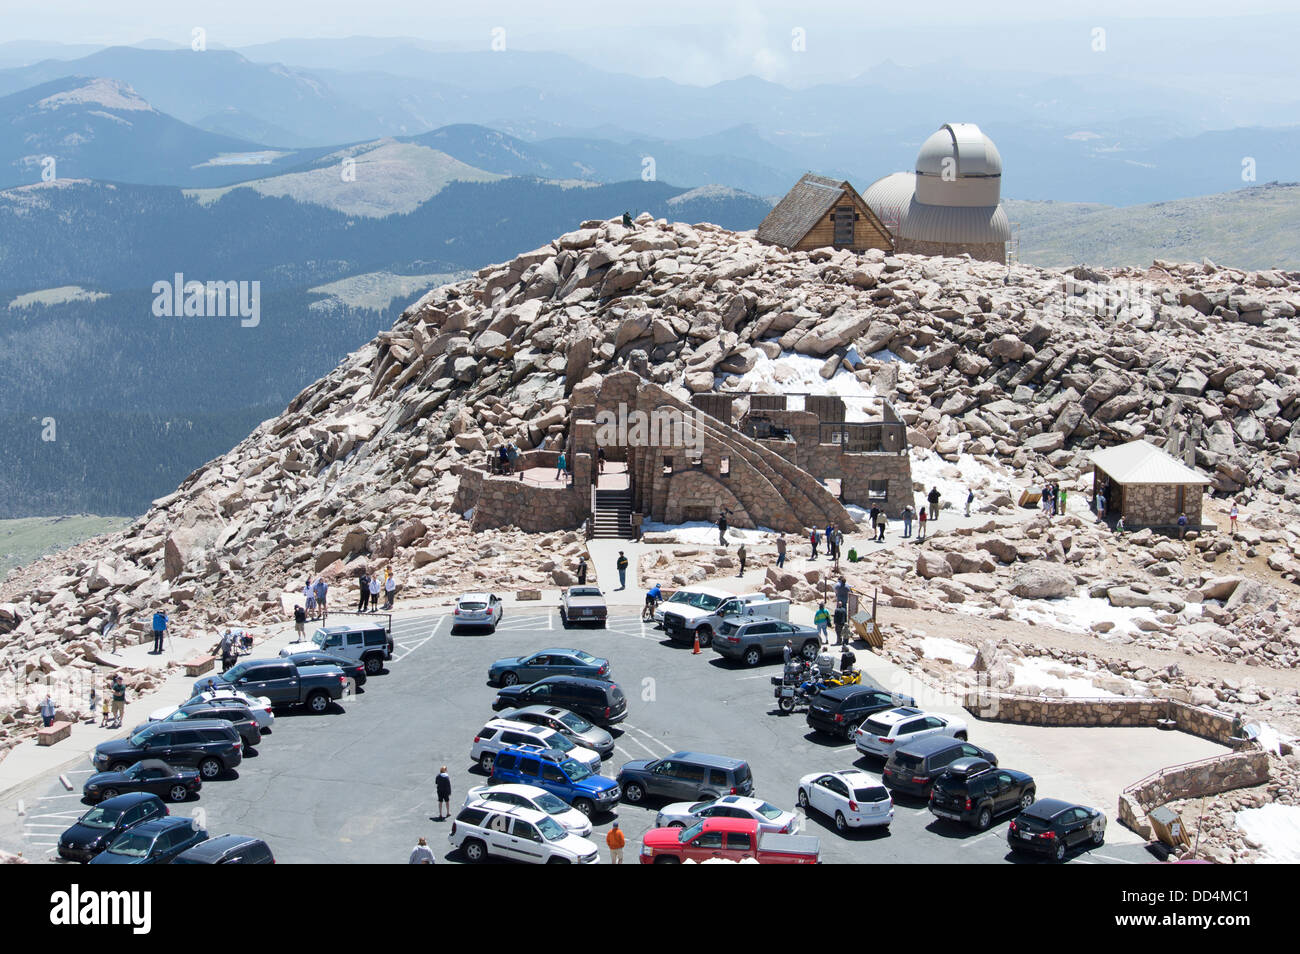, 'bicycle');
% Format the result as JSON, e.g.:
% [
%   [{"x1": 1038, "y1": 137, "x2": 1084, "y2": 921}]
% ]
[{"x1": 641, "y1": 597, "x2": 661, "y2": 623}]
